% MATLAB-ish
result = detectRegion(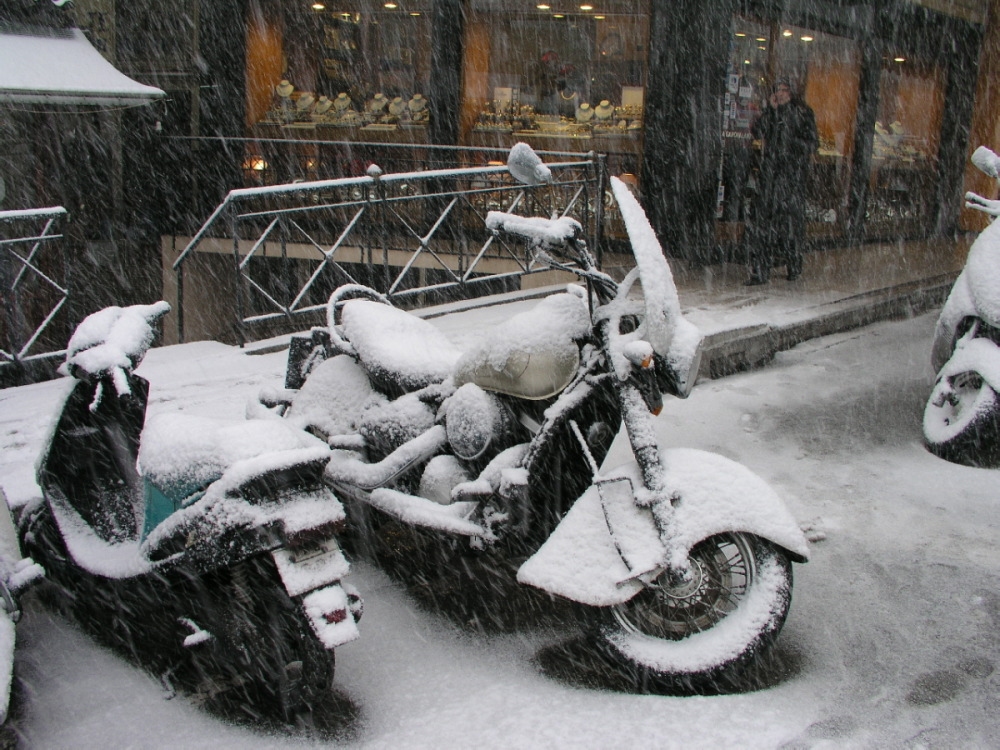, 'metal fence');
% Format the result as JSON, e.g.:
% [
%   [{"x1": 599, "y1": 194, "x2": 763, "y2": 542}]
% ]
[
  {"x1": 172, "y1": 146, "x2": 608, "y2": 344},
  {"x1": 0, "y1": 207, "x2": 69, "y2": 382}
]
